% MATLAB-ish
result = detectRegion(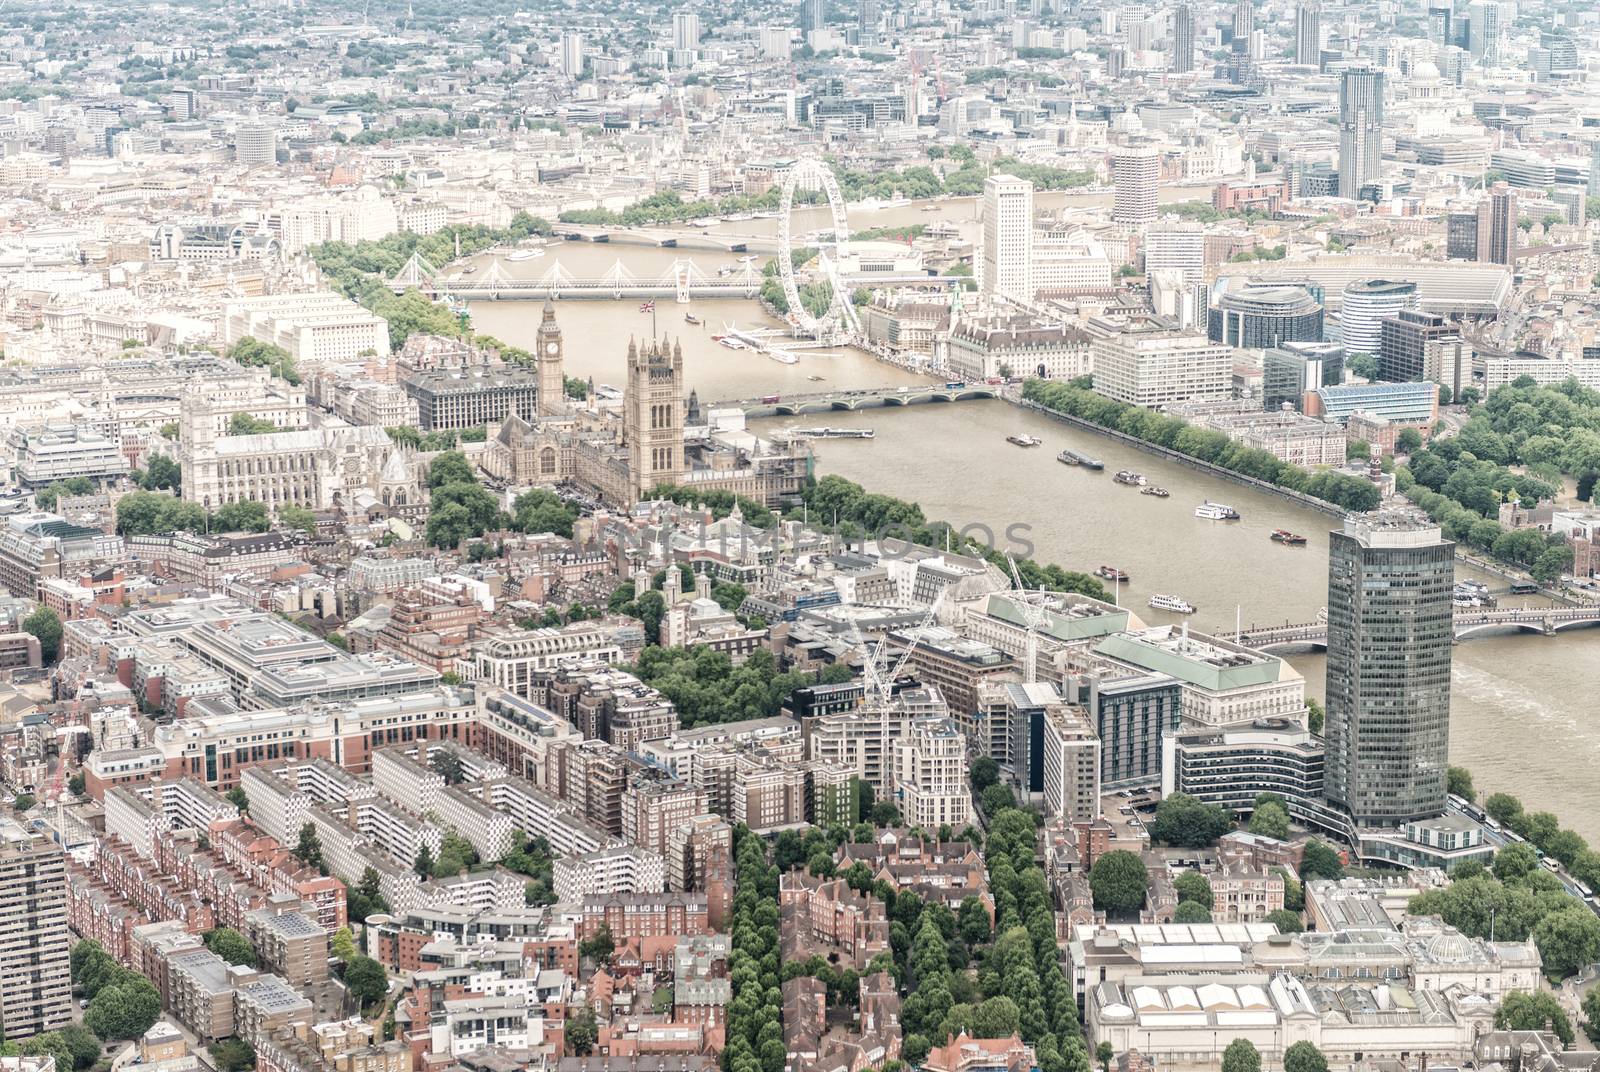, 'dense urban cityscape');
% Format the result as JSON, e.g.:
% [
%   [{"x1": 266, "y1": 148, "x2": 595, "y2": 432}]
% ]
[{"x1": 3, "y1": 0, "x2": 1600, "y2": 1069}]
